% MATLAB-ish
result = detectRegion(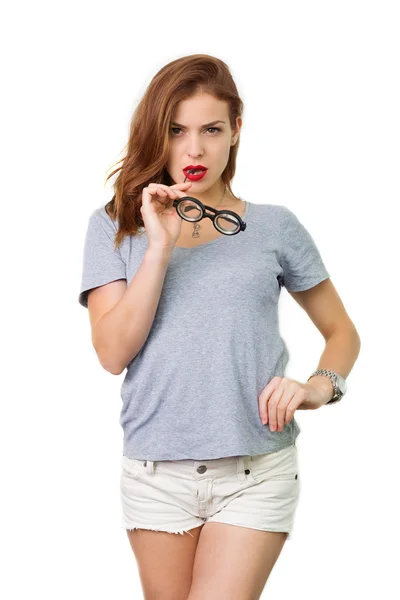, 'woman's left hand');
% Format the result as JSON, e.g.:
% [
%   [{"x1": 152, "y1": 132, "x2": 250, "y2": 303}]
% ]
[{"x1": 258, "y1": 376, "x2": 325, "y2": 431}]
